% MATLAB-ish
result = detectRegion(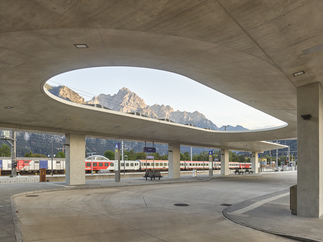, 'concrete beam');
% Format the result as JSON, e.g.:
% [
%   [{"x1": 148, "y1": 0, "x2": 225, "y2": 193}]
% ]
[
  {"x1": 65, "y1": 133, "x2": 86, "y2": 186},
  {"x1": 168, "y1": 143, "x2": 180, "y2": 179},
  {"x1": 297, "y1": 82, "x2": 323, "y2": 217}
]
